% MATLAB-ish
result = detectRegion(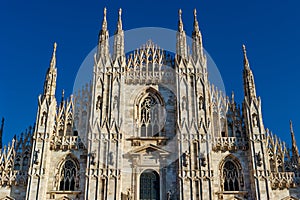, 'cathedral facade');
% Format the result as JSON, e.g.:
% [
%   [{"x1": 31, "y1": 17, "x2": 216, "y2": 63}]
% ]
[{"x1": 0, "y1": 8, "x2": 300, "y2": 200}]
